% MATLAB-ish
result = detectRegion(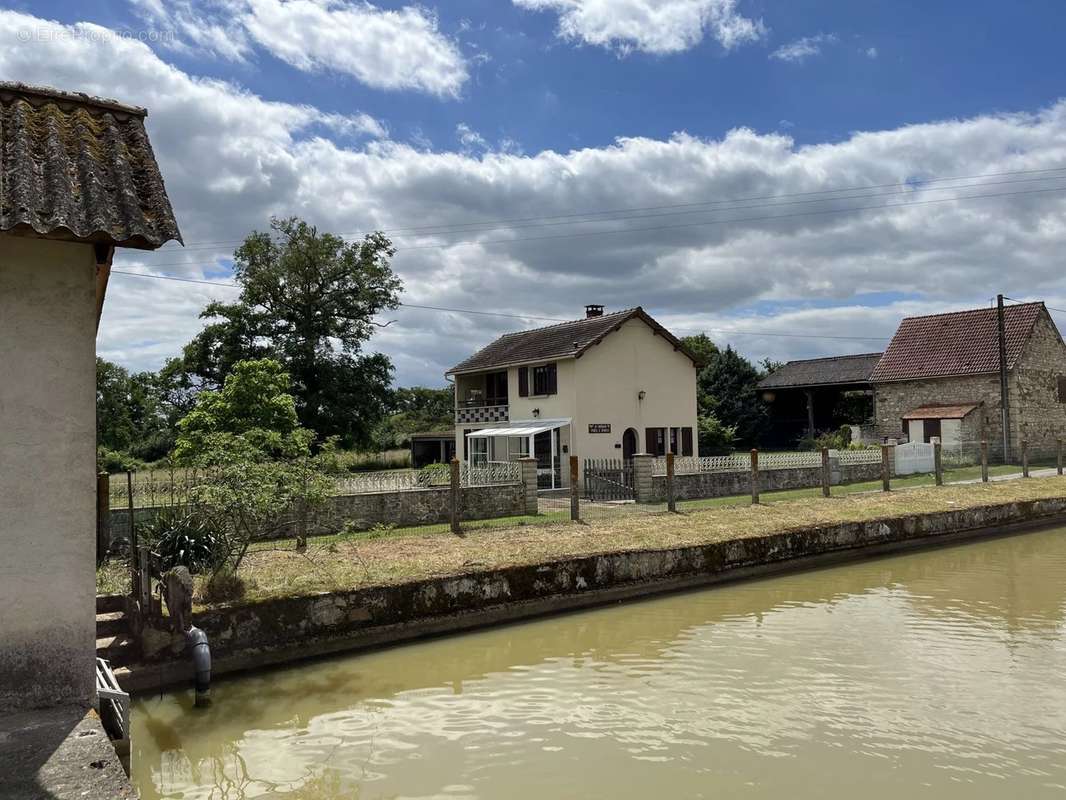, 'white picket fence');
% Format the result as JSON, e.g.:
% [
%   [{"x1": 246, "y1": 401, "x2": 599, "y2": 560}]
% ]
[{"x1": 652, "y1": 449, "x2": 881, "y2": 477}]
